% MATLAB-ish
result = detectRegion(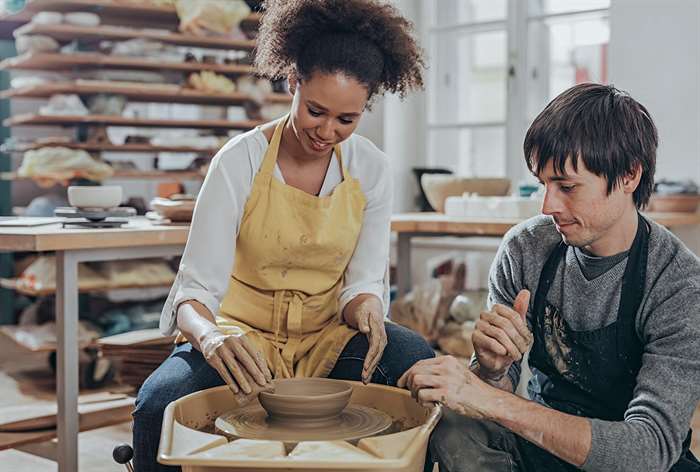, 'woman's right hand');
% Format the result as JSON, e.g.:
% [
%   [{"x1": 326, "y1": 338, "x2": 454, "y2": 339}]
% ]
[{"x1": 199, "y1": 328, "x2": 273, "y2": 394}]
